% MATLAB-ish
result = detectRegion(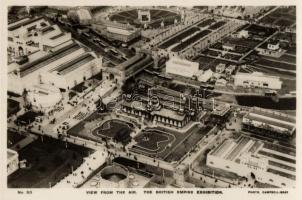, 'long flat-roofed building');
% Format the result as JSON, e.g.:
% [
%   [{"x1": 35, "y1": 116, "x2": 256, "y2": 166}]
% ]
[
  {"x1": 102, "y1": 53, "x2": 153, "y2": 85},
  {"x1": 207, "y1": 136, "x2": 295, "y2": 188},
  {"x1": 166, "y1": 57, "x2": 199, "y2": 78},
  {"x1": 92, "y1": 20, "x2": 141, "y2": 43},
  {"x1": 8, "y1": 16, "x2": 72, "y2": 58},
  {"x1": 8, "y1": 40, "x2": 102, "y2": 94},
  {"x1": 234, "y1": 72, "x2": 282, "y2": 90},
  {"x1": 242, "y1": 107, "x2": 296, "y2": 138}
]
